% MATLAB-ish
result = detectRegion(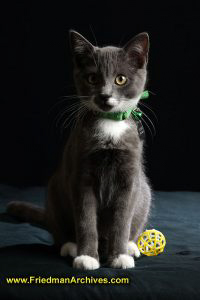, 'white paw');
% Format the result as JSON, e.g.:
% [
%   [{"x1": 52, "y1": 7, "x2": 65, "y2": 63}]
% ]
[
  {"x1": 128, "y1": 241, "x2": 141, "y2": 258},
  {"x1": 60, "y1": 242, "x2": 77, "y2": 258},
  {"x1": 111, "y1": 254, "x2": 135, "y2": 269},
  {"x1": 73, "y1": 255, "x2": 100, "y2": 270}
]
